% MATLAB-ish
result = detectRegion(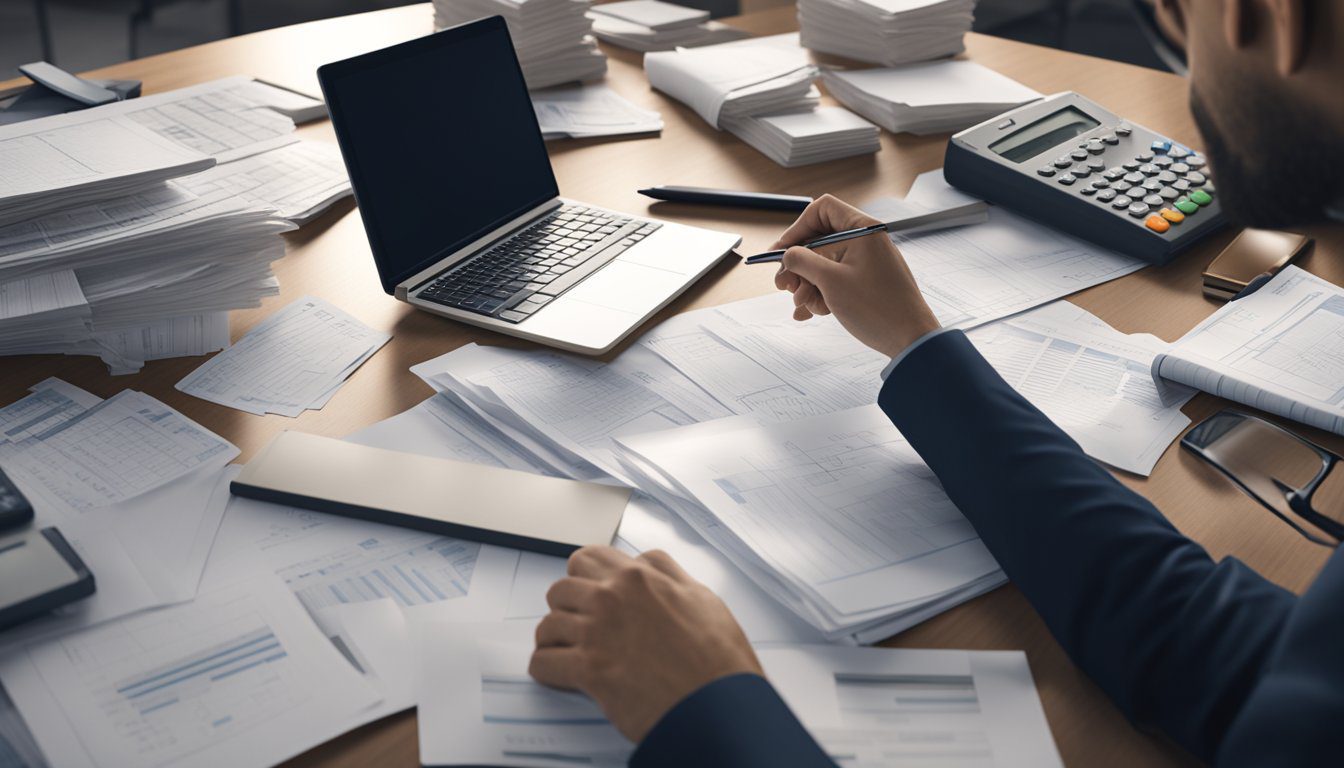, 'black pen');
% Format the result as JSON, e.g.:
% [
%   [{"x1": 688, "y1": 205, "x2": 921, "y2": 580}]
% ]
[
  {"x1": 743, "y1": 201, "x2": 990, "y2": 264},
  {"x1": 638, "y1": 185, "x2": 813, "y2": 212}
]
